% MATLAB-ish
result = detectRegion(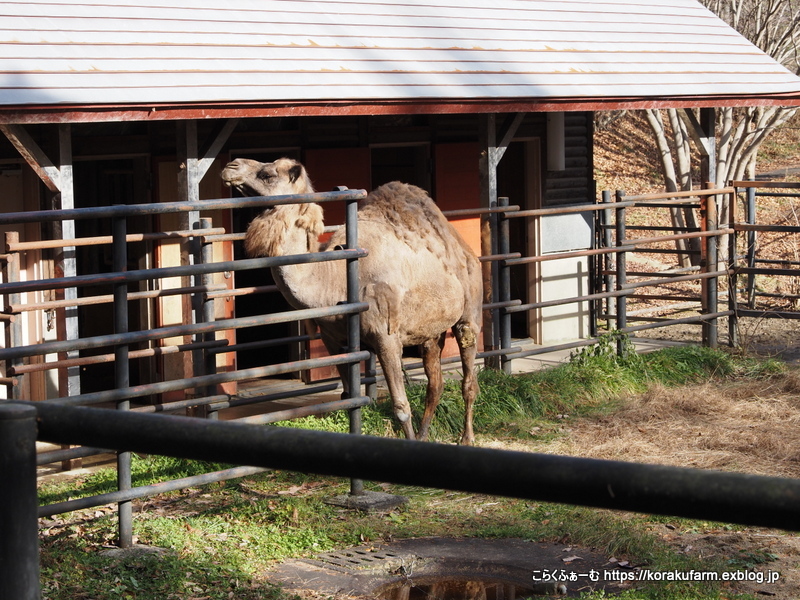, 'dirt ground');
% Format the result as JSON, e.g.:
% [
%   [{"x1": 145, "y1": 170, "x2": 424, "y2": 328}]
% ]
[{"x1": 543, "y1": 343, "x2": 800, "y2": 599}]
